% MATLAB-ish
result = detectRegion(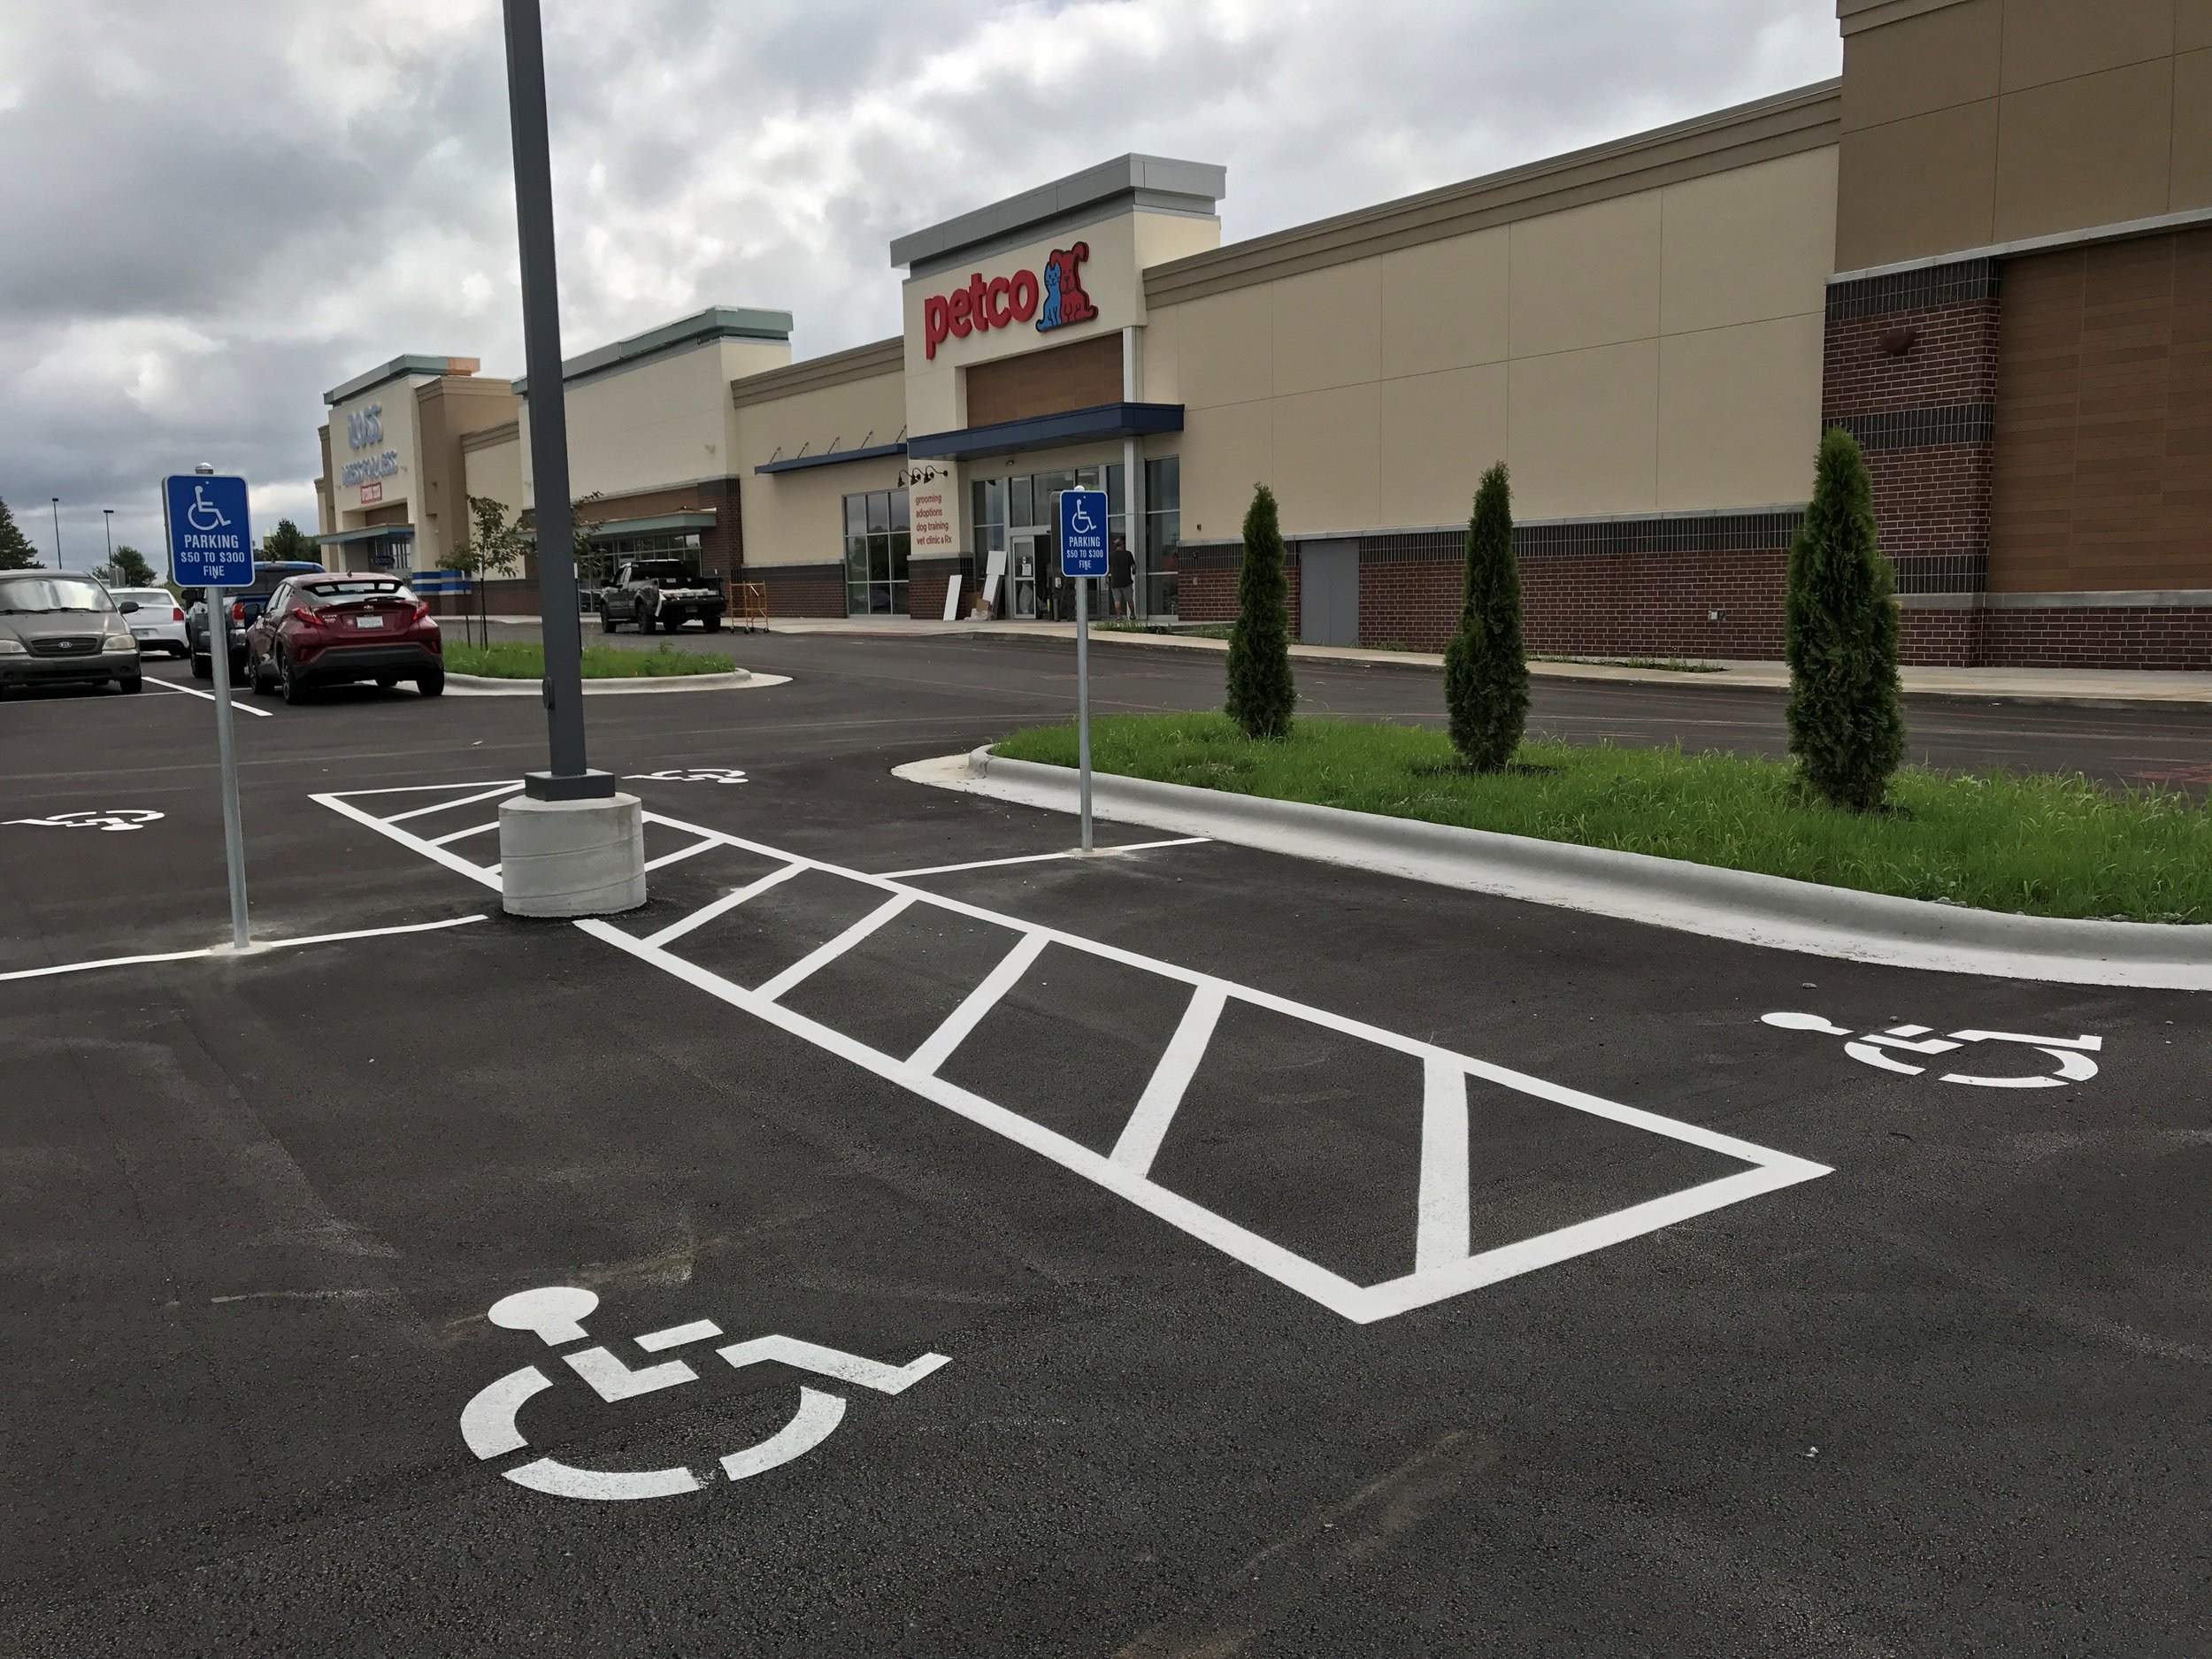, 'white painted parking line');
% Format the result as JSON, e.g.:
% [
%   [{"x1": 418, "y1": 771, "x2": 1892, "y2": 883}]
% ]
[
  {"x1": 324, "y1": 784, "x2": 1833, "y2": 1324},
  {"x1": 643, "y1": 836, "x2": 725, "y2": 873},
  {"x1": 1110, "y1": 982, "x2": 1226, "y2": 1177},
  {"x1": 1414, "y1": 1058, "x2": 1471, "y2": 1272},
  {"x1": 907, "y1": 932, "x2": 1050, "y2": 1077},
  {"x1": 753, "y1": 893, "x2": 916, "y2": 1002},
  {"x1": 427, "y1": 821, "x2": 500, "y2": 847},
  {"x1": 143, "y1": 675, "x2": 275, "y2": 716},
  {"x1": 0, "y1": 914, "x2": 488, "y2": 984},
  {"x1": 644, "y1": 861, "x2": 806, "y2": 948},
  {"x1": 882, "y1": 836, "x2": 1211, "y2": 879},
  {"x1": 385, "y1": 781, "x2": 526, "y2": 823}
]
